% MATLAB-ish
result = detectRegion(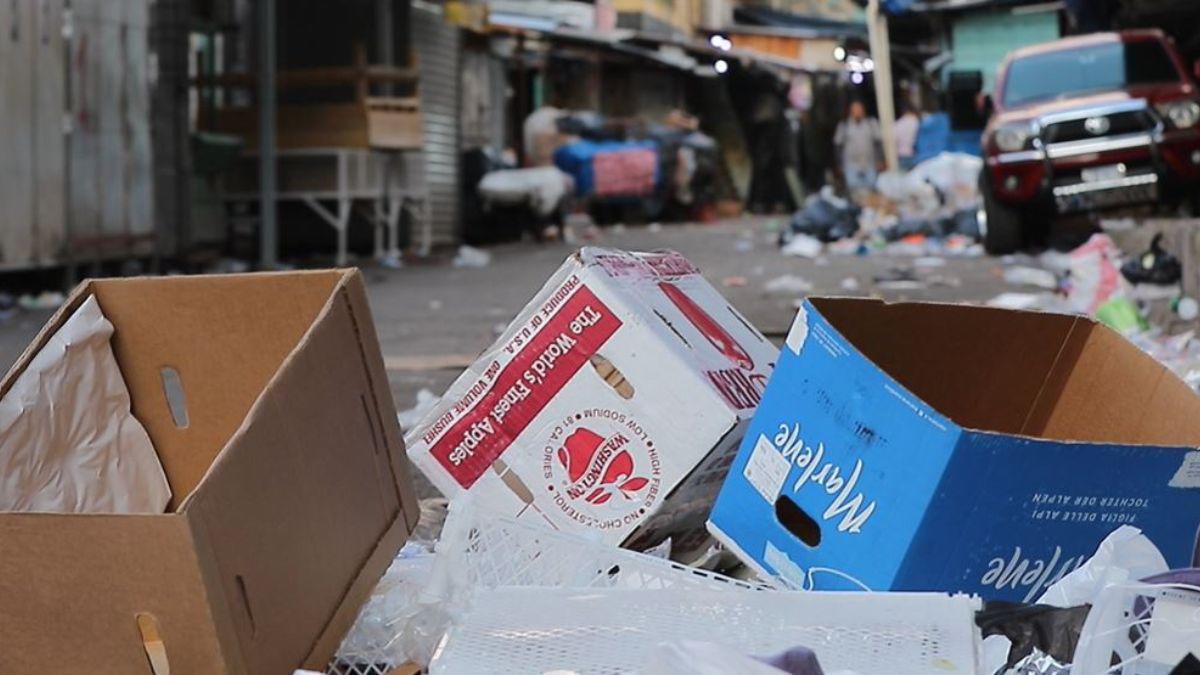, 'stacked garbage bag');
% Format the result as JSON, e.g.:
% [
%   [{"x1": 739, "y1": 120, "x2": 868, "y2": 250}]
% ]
[{"x1": 781, "y1": 152, "x2": 985, "y2": 256}]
